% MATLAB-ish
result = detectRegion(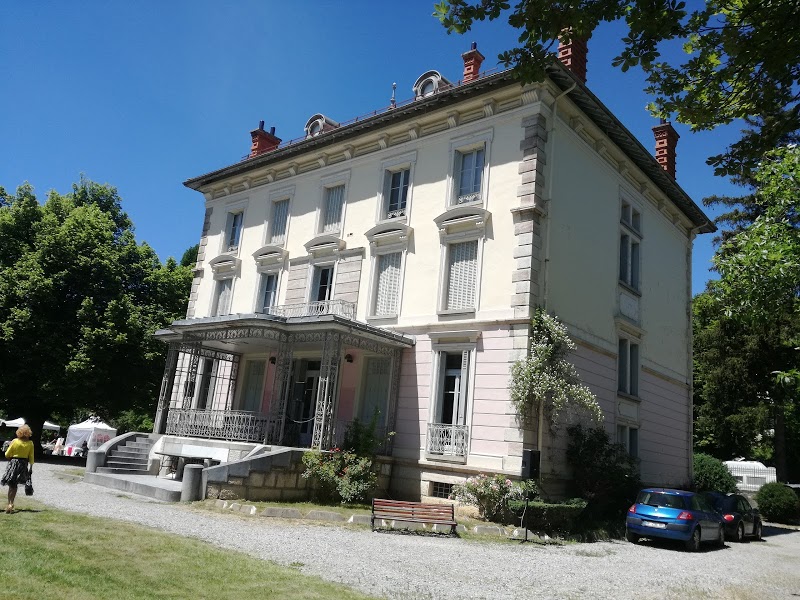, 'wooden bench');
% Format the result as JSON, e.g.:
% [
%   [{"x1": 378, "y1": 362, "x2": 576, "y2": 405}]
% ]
[{"x1": 371, "y1": 498, "x2": 457, "y2": 534}]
